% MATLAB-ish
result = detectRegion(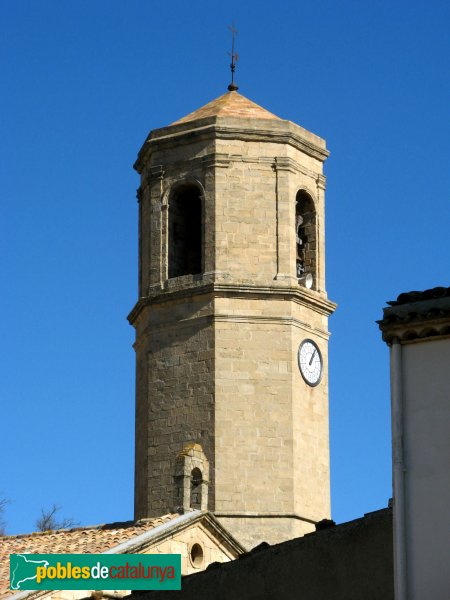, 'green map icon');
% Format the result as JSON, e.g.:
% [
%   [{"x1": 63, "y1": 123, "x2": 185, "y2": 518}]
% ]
[{"x1": 10, "y1": 554, "x2": 49, "y2": 590}]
